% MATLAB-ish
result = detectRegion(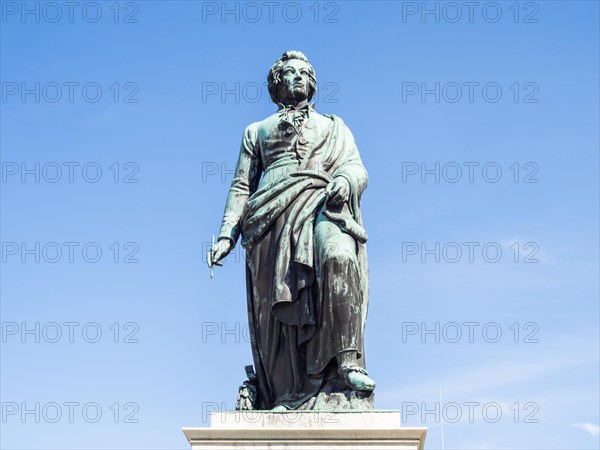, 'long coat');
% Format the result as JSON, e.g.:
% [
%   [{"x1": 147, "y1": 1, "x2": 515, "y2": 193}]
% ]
[{"x1": 218, "y1": 105, "x2": 369, "y2": 409}]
